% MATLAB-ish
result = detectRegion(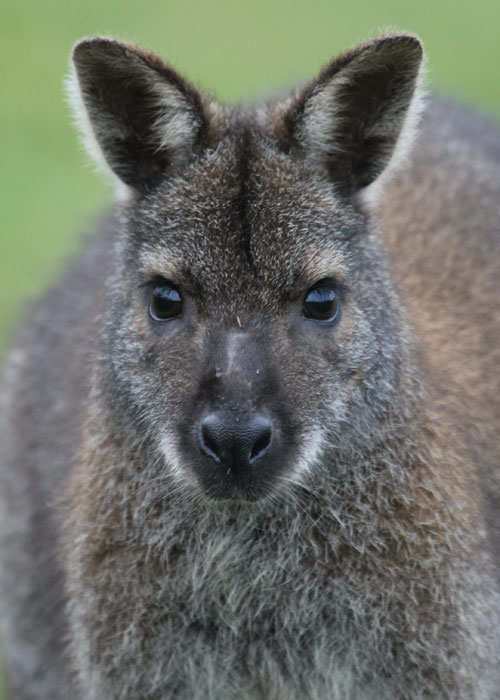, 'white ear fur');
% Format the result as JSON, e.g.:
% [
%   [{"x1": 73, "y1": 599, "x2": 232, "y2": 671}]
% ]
[
  {"x1": 293, "y1": 35, "x2": 426, "y2": 203},
  {"x1": 361, "y1": 63, "x2": 427, "y2": 208},
  {"x1": 299, "y1": 66, "x2": 427, "y2": 205},
  {"x1": 67, "y1": 38, "x2": 205, "y2": 196},
  {"x1": 66, "y1": 62, "x2": 131, "y2": 200}
]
